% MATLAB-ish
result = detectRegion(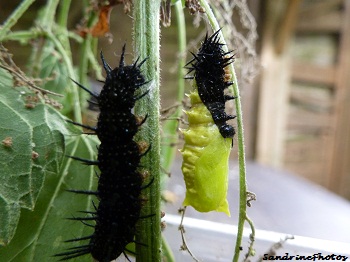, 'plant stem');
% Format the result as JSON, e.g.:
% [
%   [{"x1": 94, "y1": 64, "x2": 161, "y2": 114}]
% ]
[
  {"x1": 78, "y1": 36, "x2": 91, "y2": 87},
  {"x1": 1, "y1": 30, "x2": 44, "y2": 42},
  {"x1": 76, "y1": 3, "x2": 98, "y2": 121},
  {"x1": 199, "y1": 1, "x2": 250, "y2": 262},
  {"x1": 0, "y1": 0, "x2": 36, "y2": 41},
  {"x1": 245, "y1": 215, "x2": 256, "y2": 260},
  {"x1": 133, "y1": 1, "x2": 162, "y2": 261},
  {"x1": 78, "y1": 3, "x2": 98, "y2": 83},
  {"x1": 174, "y1": 3, "x2": 186, "y2": 103},
  {"x1": 41, "y1": 0, "x2": 60, "y2": 30},
  {"x1": 56, "y1": 0, "x2": 72, "y2": 52},
  {"x1": 57, "y1": 0, "x2": 71, "y2": 28},
  {"x1": 160, "y1": 0, "x2": 186, "y2": 182},
  {"x1": 162, "y1": 235, "x2": 176, "y2": 262},
  {"x1": 46, "y1": 31, "x2": 81, "y2": 124}
]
